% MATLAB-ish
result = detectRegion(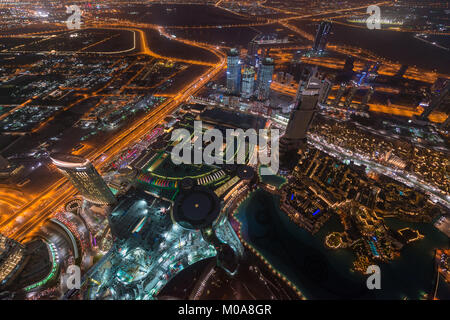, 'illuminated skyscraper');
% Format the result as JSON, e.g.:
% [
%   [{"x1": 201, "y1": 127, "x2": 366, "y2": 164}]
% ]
[
  {"x1": 343, "y1": 56, "x2": 355, "y2": 72},
  {"x1": 442, "y1": 114, "x2": 450, "y2": 129},
  {"x1": 280, "y1": 77, "x2": 321, "y2": 169},
  {"x1": 370, "y1": 62, "x2": 381, "y2": 73},
  {"x1": 395, "y1": 64, "x2": 409, "y2": 78},
  {"x1": 256, "y1": 57, "x2": 274, "y2": 100},
  {"x1": 361, "y1": 87, "x2": 374, "y2": 107},
  {"x1": 51, "y1": 153, "x2": 116, "y2": 205},
  {"x1": 241, "y1": 67, "x2": 255, "y2": 98},
  {"x1": 0, "y1": 155, "x2": 8, "y2": 169},
  {"x1": 294, "y1": 65, "x2": 317, "y2": 102},
  {"x1": 421, "y1": 80, "x2": 450, "y2": 119},
  {"x1": 226, "y1": 48, "x2": 242, "y2": 95},
  {"x1": 319, "y1": 78, "x2": 333, "y2": 104},
  {"x1": 344, "y1": 82, "x2": 358, "y2": 108},
  {"x1": 247, "y1": 40, "x2": 259, "y2": 66},
  {"x1": 313, "y1": 21, "x2": 332, "y2": 53},
  {"x1": 333, "y1": 82, "x2": 347, "y2": 107}
]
